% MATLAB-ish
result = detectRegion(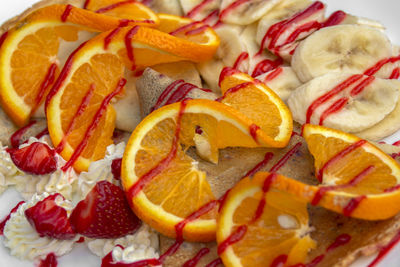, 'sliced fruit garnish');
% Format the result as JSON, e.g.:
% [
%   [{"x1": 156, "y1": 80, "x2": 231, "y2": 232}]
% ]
[
  {"x1": 218, "y1": 67, "x2": 293, "y2": 147},
  {"x1": 270, "y1": 124, "x2": 400, "y2": 220},
  {"x1": 83, "y1": 0, "x2": 159, "y2": 24},
  {"x1": 157, "y1": 13, "x2": 220, "y2": 56},
  {"x1": 70, "y1": 180, "x2": 141, "y2": 239},
  {"x1": 217, "y1": 172, "x2": 315, "y2": 267},
  {"x1": 25, "y1": 193, "x2": 75, "y2": 240},
  {"x1": 46, "y1": 24, "x2": 219, "y2": 172},
  {"x1": 0, "y1": 4, "x2": 157, "y2": 126},
  {"x1": 122, "y1": 99, "x2": 279, "y2": 242}
]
